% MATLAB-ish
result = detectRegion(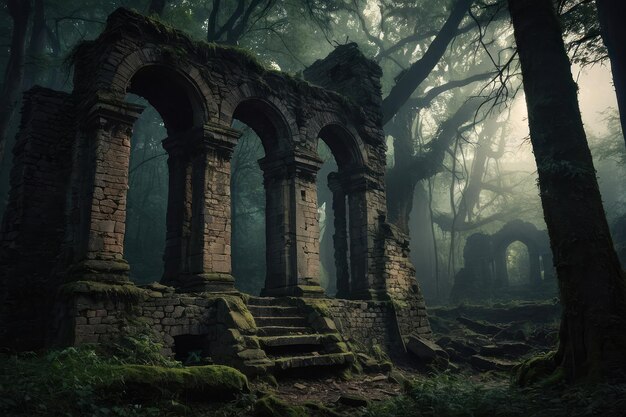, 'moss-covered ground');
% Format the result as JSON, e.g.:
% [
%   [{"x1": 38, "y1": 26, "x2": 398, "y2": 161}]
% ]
[
  {"x1": 2, "y1": 301, "x2": 625, "y2": 416},
  {"x1": 3, "y1": 348, "x2": 626, "y2": 417}
]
